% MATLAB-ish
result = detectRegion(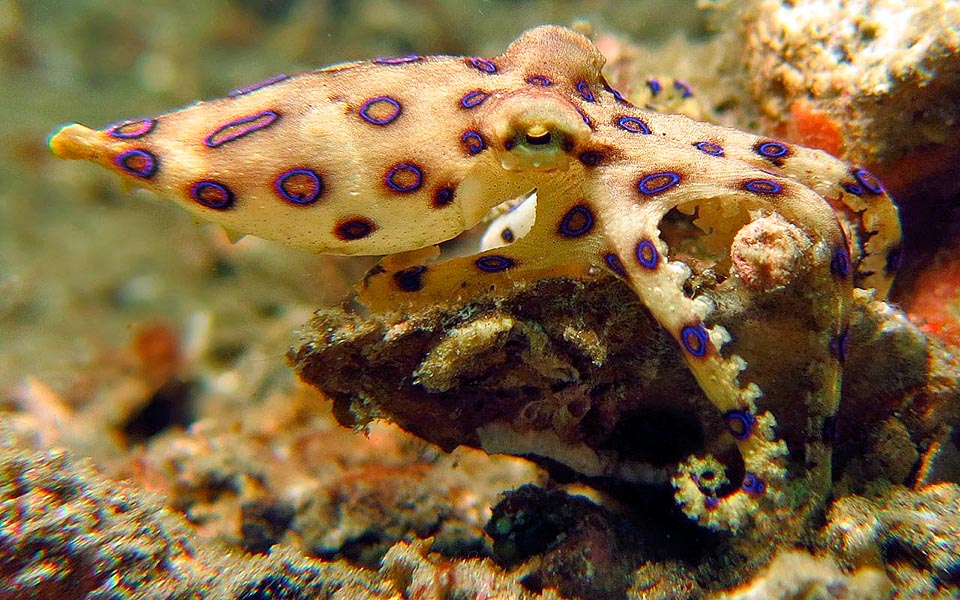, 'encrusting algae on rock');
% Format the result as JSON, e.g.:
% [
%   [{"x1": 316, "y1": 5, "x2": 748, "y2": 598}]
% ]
[{"x1": 49, "y1": 24, "x2": 902, "y2": 535}]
